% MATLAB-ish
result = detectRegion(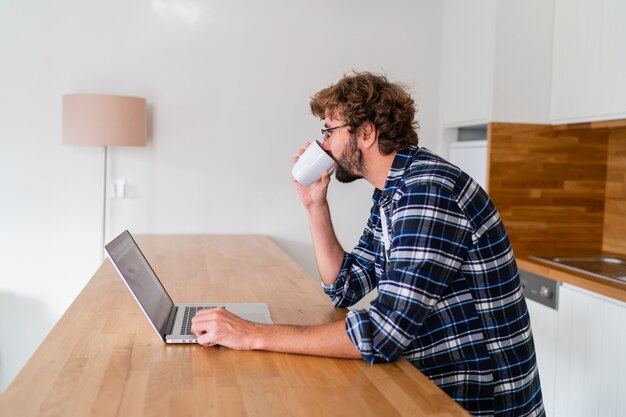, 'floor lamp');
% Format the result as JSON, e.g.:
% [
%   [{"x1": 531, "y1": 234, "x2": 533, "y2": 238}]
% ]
[{"x1": 63, "y1": 94, "x2": 147, "y2": 253}]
